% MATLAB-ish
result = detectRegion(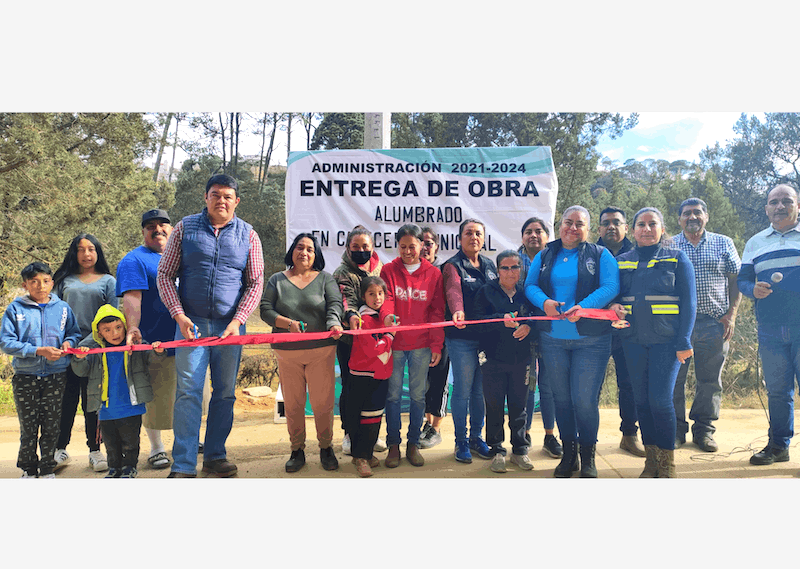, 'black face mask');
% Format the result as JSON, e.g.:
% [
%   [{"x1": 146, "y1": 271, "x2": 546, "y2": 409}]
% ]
[{"x1": 350, "y1": 250, "x2": 371, "y2": 265}]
